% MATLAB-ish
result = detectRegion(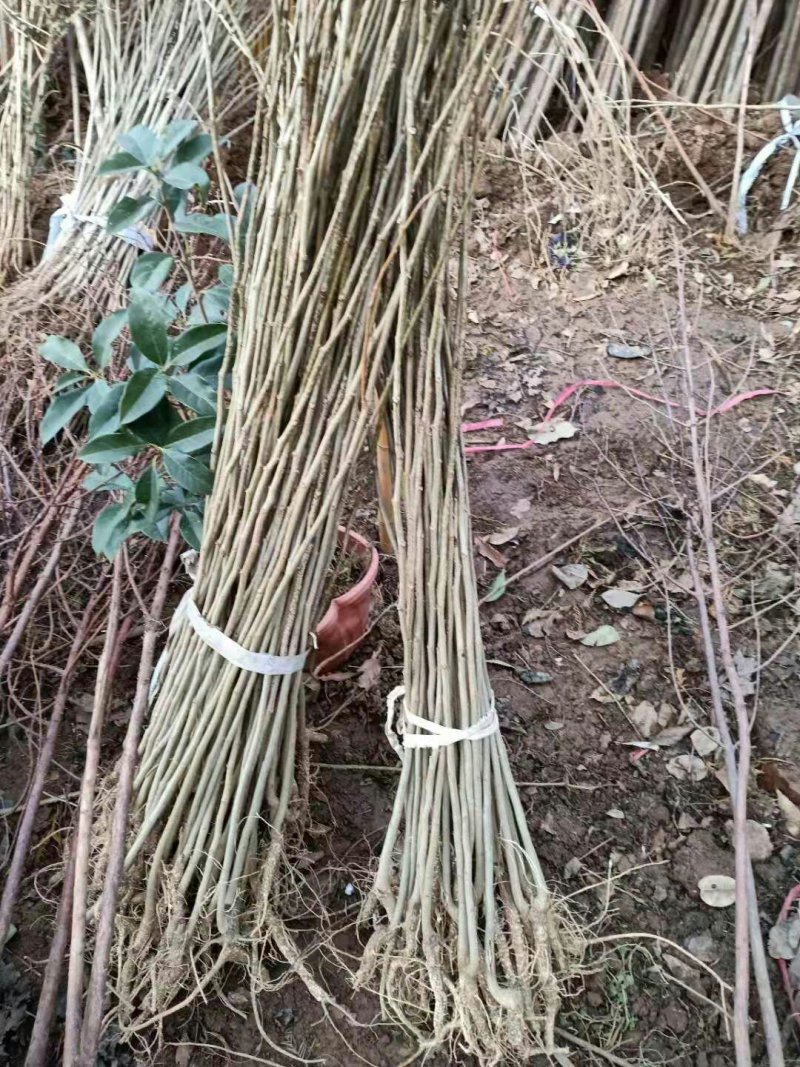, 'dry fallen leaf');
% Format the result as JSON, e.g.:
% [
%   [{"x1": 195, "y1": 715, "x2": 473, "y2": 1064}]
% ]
[
  {"x1": 522, "y1": 607, "x2": 561, "y2": 638},
  {"x1": 748, "y1": 472, "x2": 777, "y2": 491},
  {"x1": 698, "y1": 874, "x2": 736, "y2": 908},
  {"x1": 357, "y1": 652, "x2": 381, "y2": 690},
  {"x1": 532, "y1": 419, "x2": 577, "y2": 445},
  {"x1": 485, "y1": 525, "x2": 520, "y2": 546},
  {"x1": 777, "y1": 790, "x2": 800, "y2": 837},
  {"x1": 632, "y1": 600, "x2": 656, "y2": 620},
  {"x1": 630, "y1": 701, "x2": 659, "y2": 738},
  {"x1": 476, "y1": 536, "x2": 508, "y2": 568},
  {"x1": 601, "y1": 588, "x2": 641, "y2": 610},
  {"x1": 551, "y1": 563, "x2": 588, "y2": 590},
  {"x1": 691, "y1": 726, "x2": 721, "y2": 757},
  {"x1": 590, "y1": 685, "x2": 617, "y2": 705},
  {"x1": 665, "y1": 754, "x2": 708, "y2": 781},
  {"x1": 768, "y1": 914, "x2": 800, "y2": 959},
  {"x1": 606, "y1": 808, "x2": 625, "y2": 820},
  {"x1": 658, "y1": 702, "x2": 681, "y2": 728},
  {"x1": 579, "y1": 624, "x2": 620, "y2": 647}
]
